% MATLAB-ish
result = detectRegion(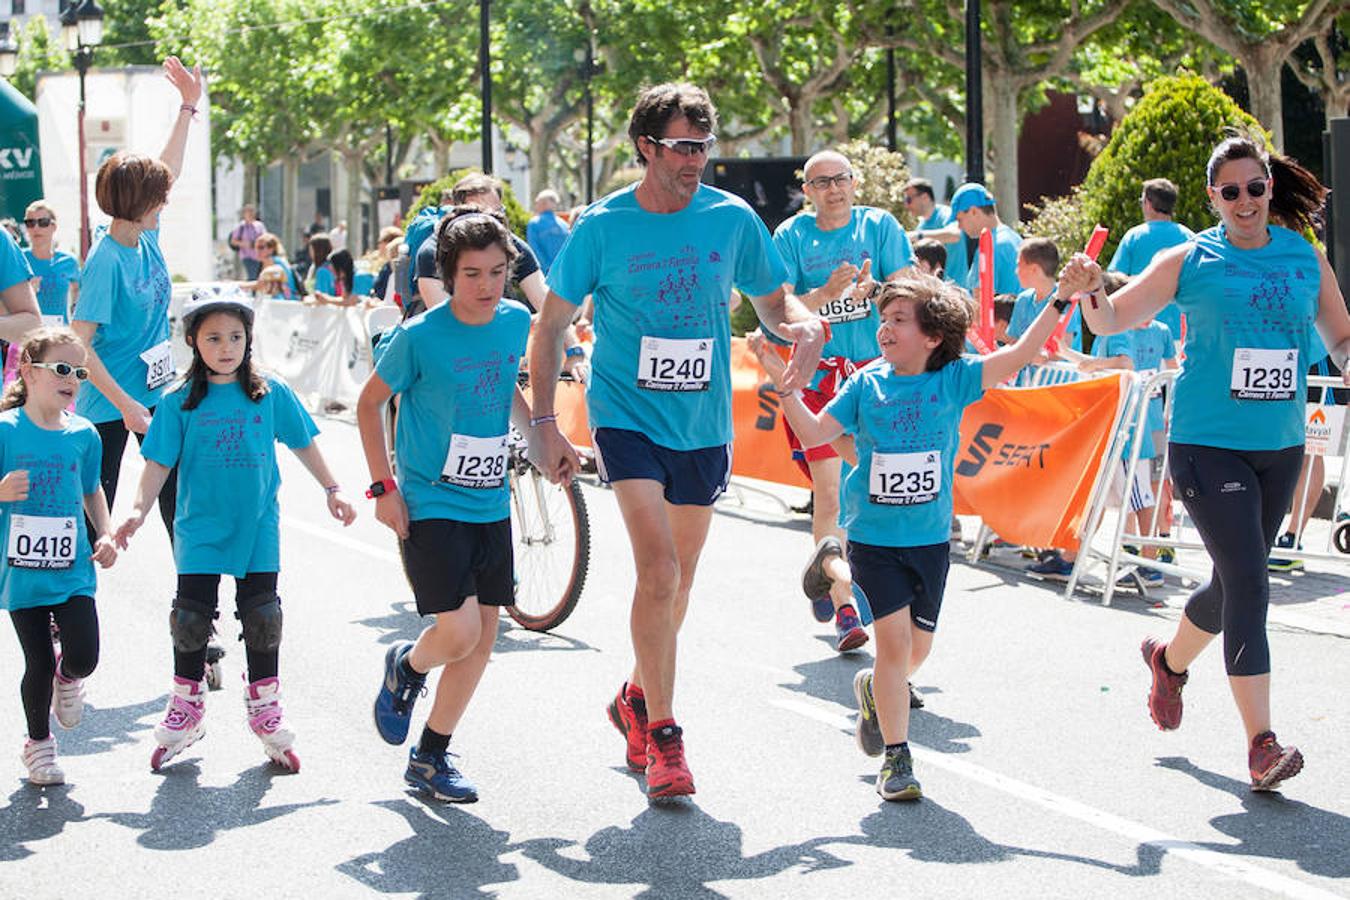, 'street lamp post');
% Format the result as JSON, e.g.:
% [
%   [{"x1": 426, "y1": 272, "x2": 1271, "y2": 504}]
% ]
[
  {"x1": 963, "y1": 0, "x2": 984, "y2": 184},
  {"x1": 479, "y1": 0, "x2": 492, "y2": 174},
  {"x1": 61, "y1": 0, "x2": 104, "y2": 262},
  {"x1": 0, "y1": 22, "x2": 19, "y2": 80},
  {"x1": 574, "y1": 33, "x2": 600, "y2": 203}
]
